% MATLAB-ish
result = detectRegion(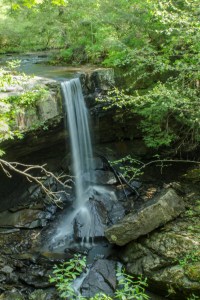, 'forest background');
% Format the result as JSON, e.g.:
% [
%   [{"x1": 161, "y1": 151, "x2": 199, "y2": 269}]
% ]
[{"x1": 0, "y1": 0, "x2": 199, "y2": 152}]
